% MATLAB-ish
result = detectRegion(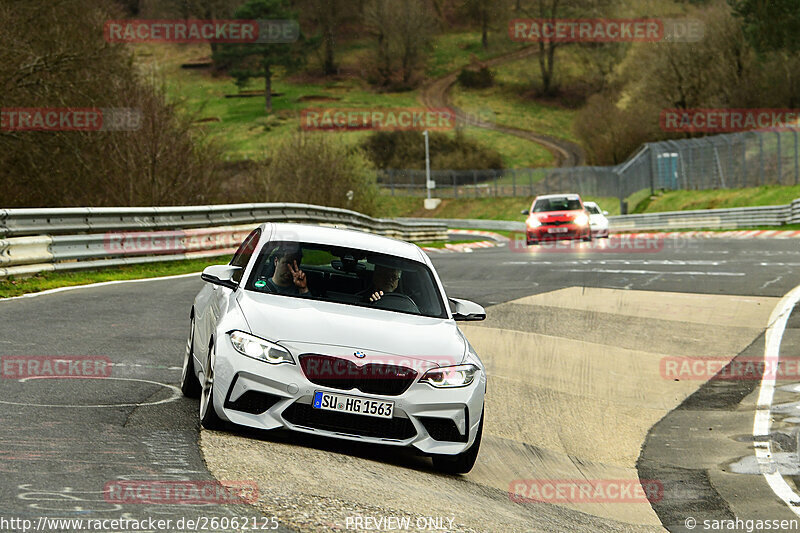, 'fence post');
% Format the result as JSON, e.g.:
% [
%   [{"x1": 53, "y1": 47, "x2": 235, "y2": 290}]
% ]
[
  {"x1": 494, "y1": 171, "x2": 498, "y2": 197},
  {"x1": 389, "y1": 170, "x2": 395, "y2": 196},
  {"x1": 741, "y1": 135, "x2": 747, "y2": 187},
  {"x1": 512, "y1": 170, "x2": 517, "y2": 196},
  {"x1": 529, "y1": 169, "x2": 534, "y2": 196},
  {"x1": 759, "y1": 133, "x2": 765, "y2": 186},
  {"x1": 452, "y1": 170, "x2": 458, "y2": 199},
  {"x1": 473, "y1": 170, "x2": 478, "y2": 198},
  {"x1": 777, "y1": 131, "x2": 782, "y2": 185},
  {"x1": 795, "y1": 129, "x2": 799, "y2": 185}
]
